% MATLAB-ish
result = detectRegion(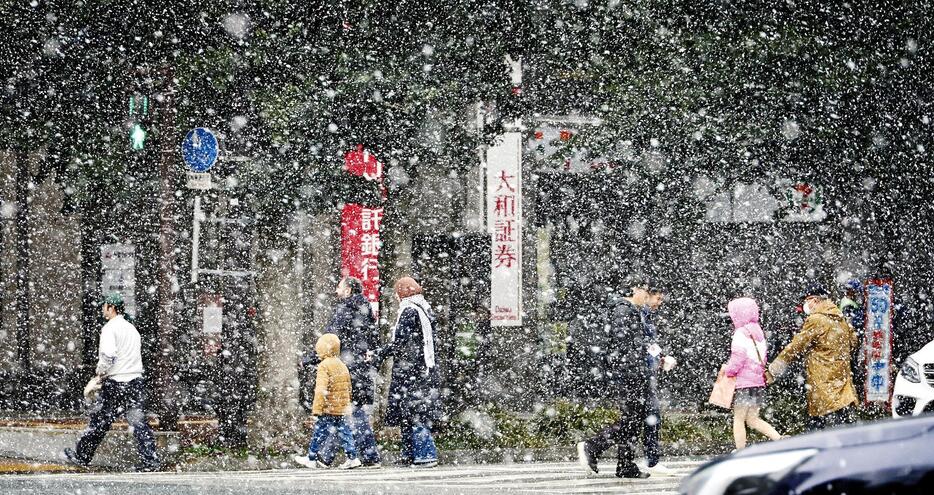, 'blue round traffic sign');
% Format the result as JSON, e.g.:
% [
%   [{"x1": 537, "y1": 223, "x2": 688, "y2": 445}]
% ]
[{"x1": 181, "y1": 128, "x2": 219, "y2": 172}]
